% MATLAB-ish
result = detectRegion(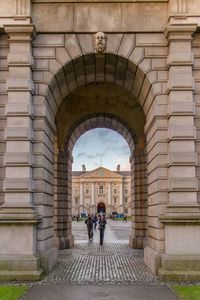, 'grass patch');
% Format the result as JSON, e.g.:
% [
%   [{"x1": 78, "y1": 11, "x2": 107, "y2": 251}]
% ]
[
  {"x1": 0, "y1": 286, "x2": 29, "y2": 300},
  {"x1": 172, "y1": 286, "x2": 200, "y2": 300}
]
